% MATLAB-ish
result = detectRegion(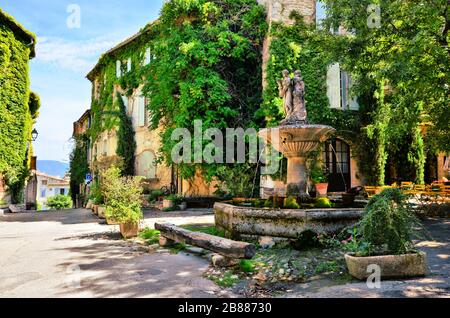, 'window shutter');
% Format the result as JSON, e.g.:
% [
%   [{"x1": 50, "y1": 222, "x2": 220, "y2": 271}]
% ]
[
  {"x1": 145, "y1": 48, "x2": 151, "y2": 65},
  {"x1": 116, "y1": 60, "x2": 121, "y2": 78},
  {"x1": 127, "y1": 58, "x2": 132, "y2": 72},
  {"x1": 327, "y1": 63, "x2": 341, "y2": 109},
  {"x1": 138, "y1": 96, "x2": 146, "y2": 127}
]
